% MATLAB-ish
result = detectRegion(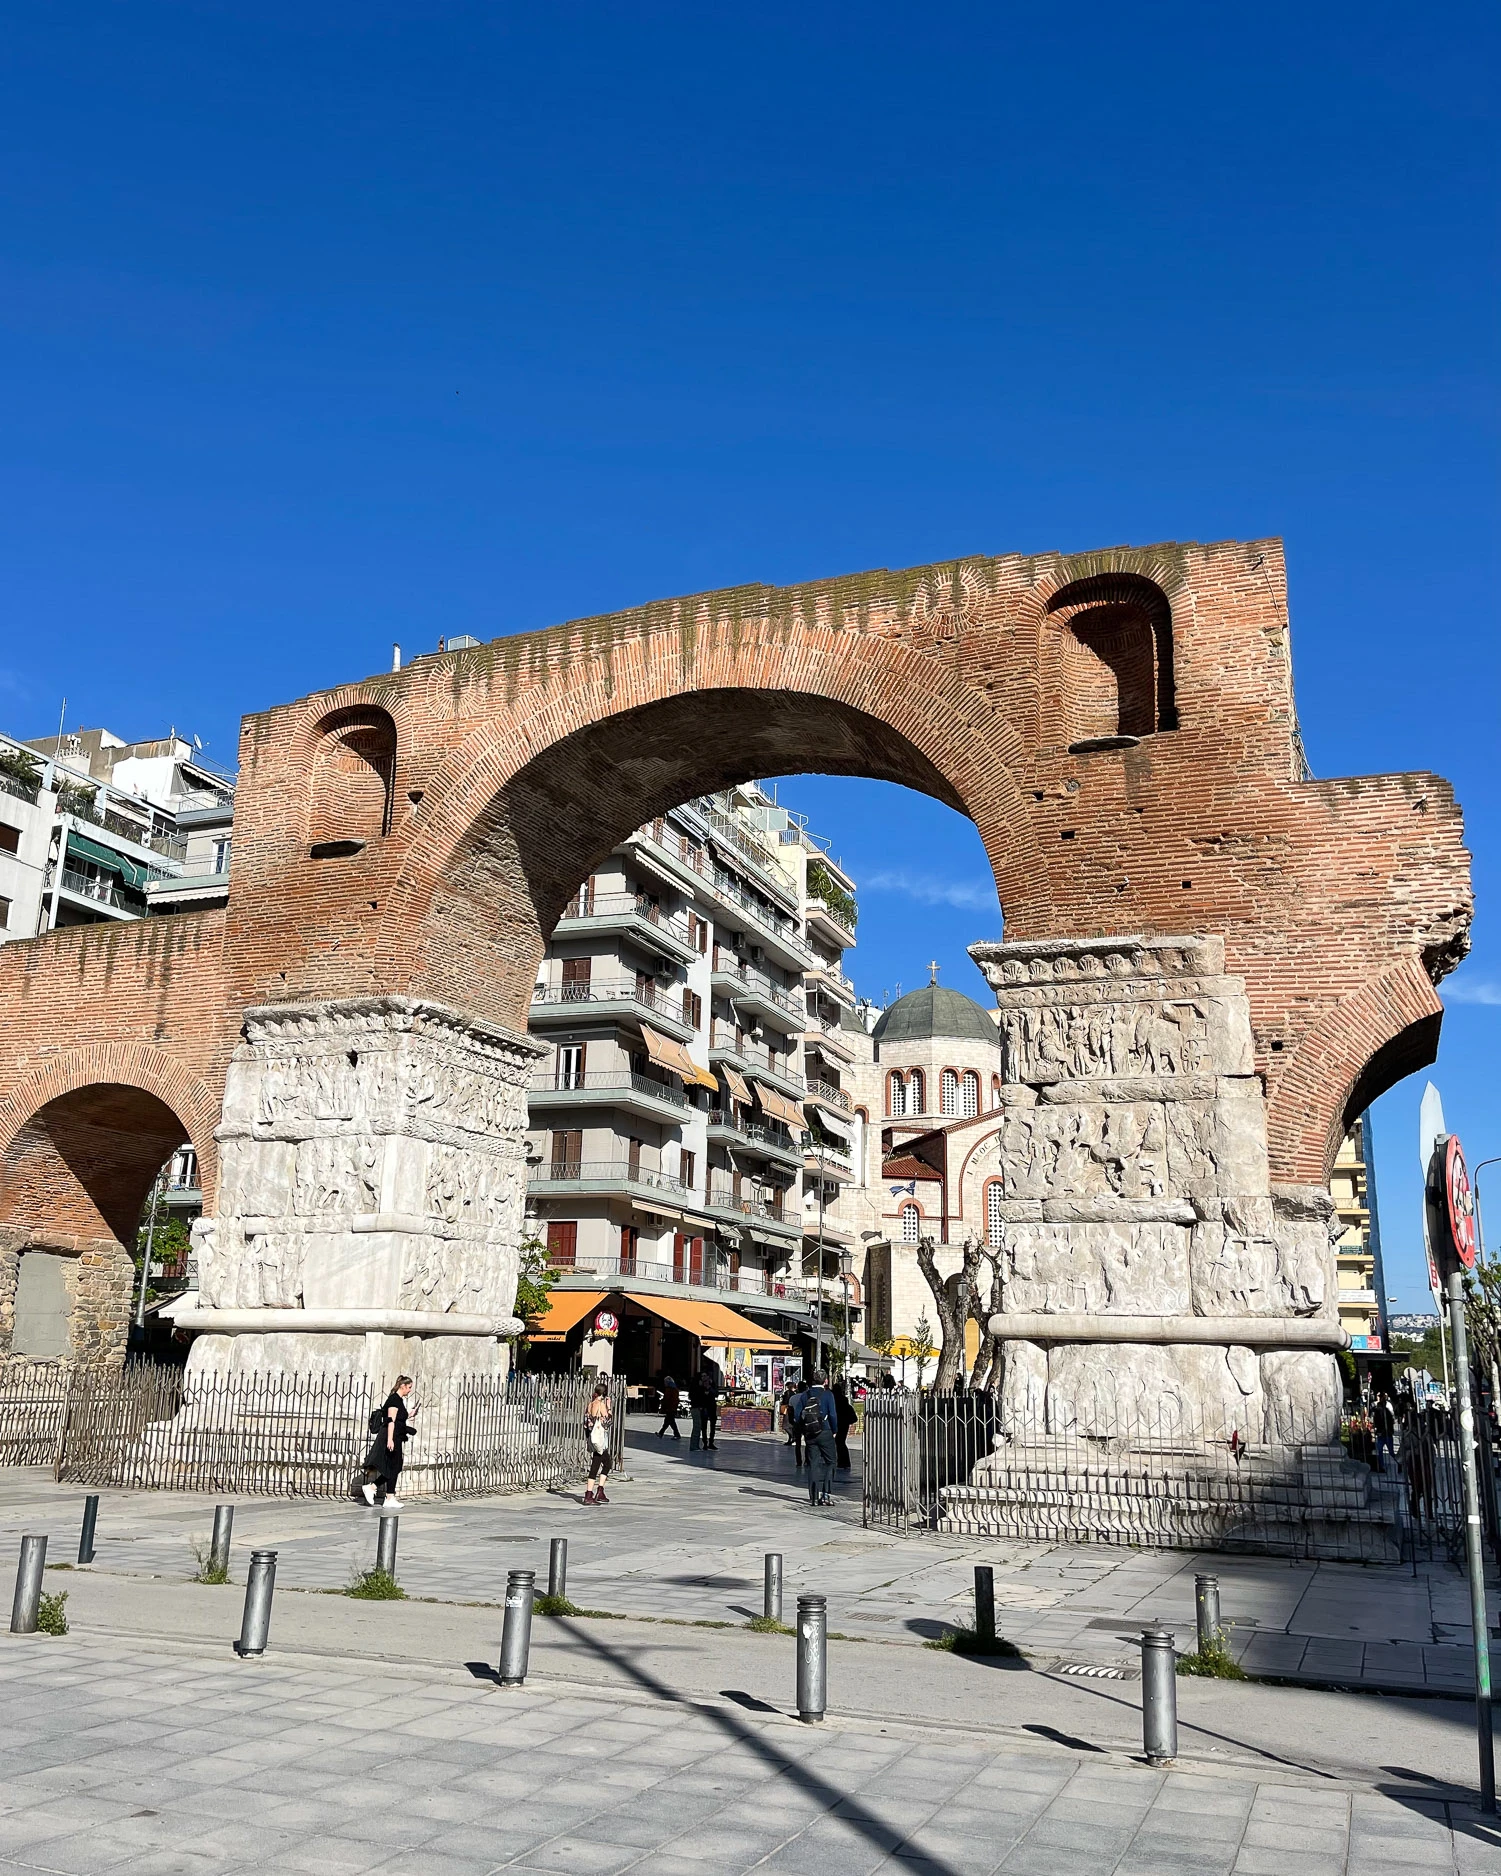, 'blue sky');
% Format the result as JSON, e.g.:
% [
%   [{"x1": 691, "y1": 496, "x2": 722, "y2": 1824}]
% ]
[{"x1": 1, "y1": 4, "x2": 1495, "y2": 1307}]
